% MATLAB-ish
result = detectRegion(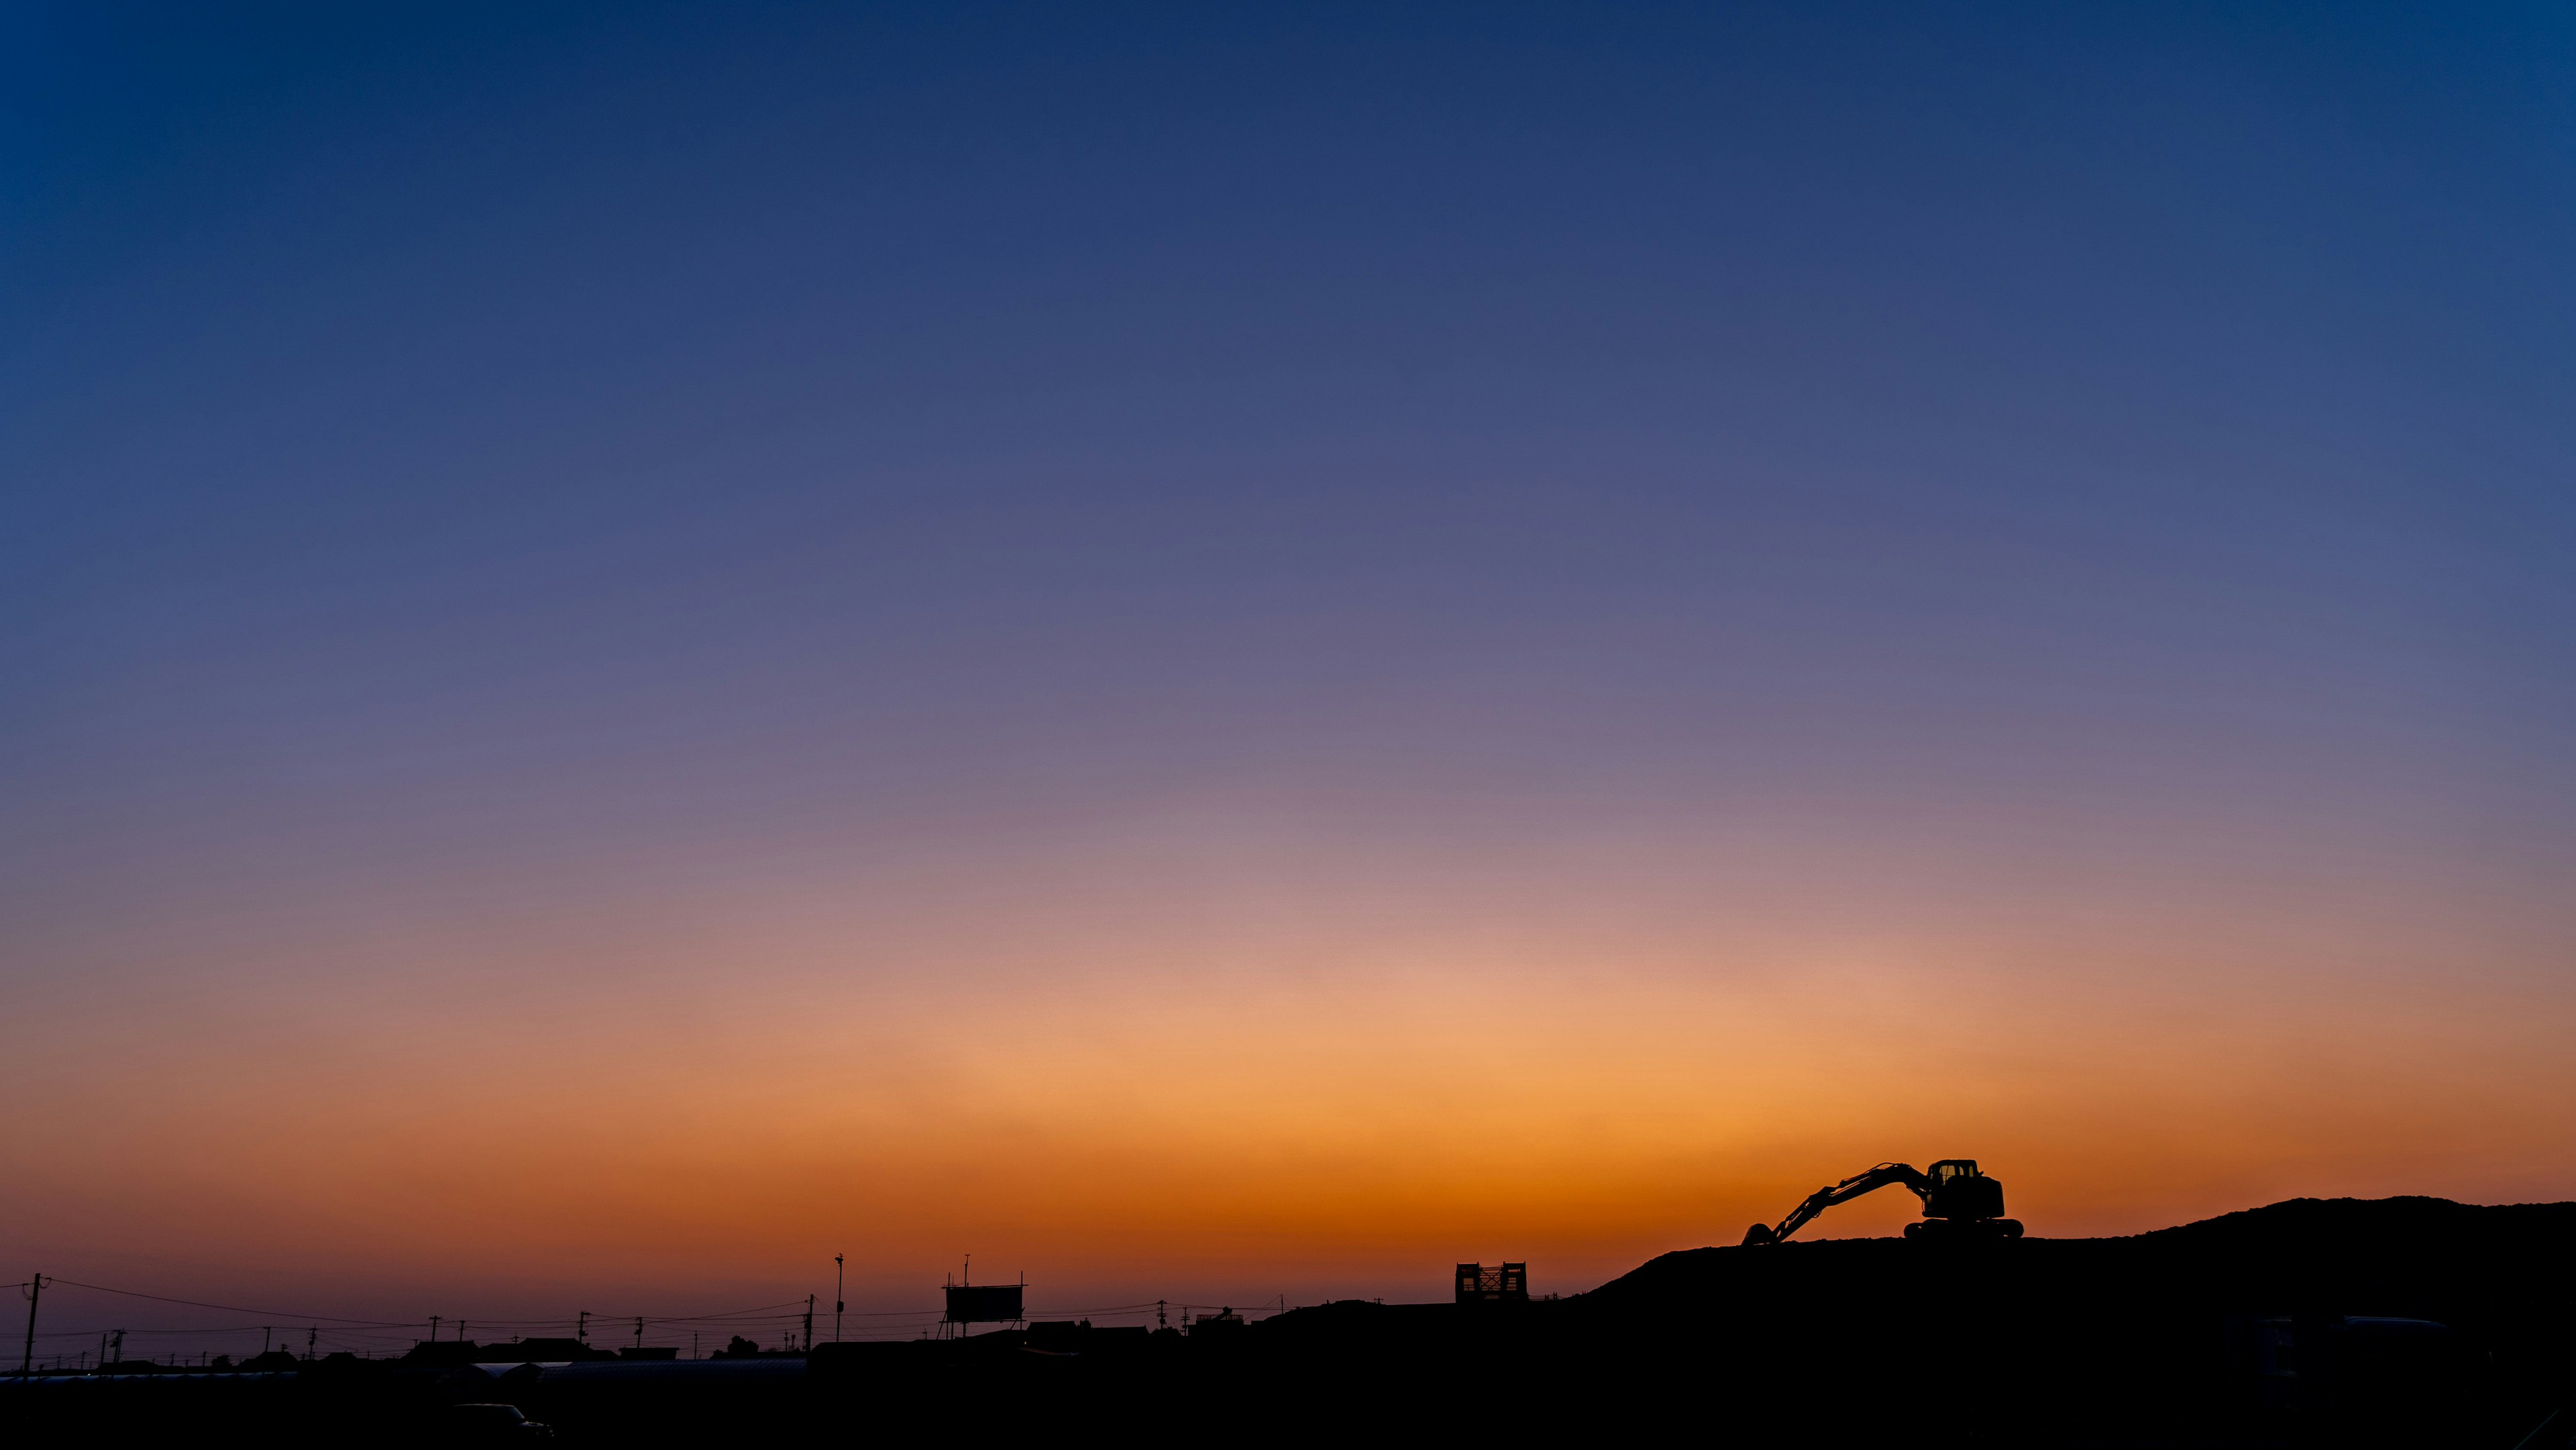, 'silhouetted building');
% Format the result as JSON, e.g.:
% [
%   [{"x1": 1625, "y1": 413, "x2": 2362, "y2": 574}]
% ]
[
  {"x1": 1024, "y1": 1320, "x2": 1155, "y2": 1353},
  {"x1": 479, "y1": 1337, "x2": 612, "y2": 1362},
  {"x1": 1026, "y1": 1319, "x2": 1093, "y2": 1352},
  {"x1": 1455, "y1": 1263, "x2": 1529, "y2": 1304},
  {"x1": 1187, "y1": 1308, "x2": 1245, "y2": 1337}
]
